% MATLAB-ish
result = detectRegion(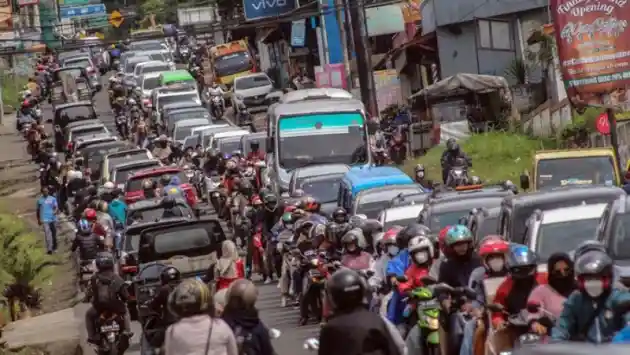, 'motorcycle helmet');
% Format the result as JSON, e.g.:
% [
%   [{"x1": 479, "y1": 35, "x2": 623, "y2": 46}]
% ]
[
  {"x1": 160, "y1": 266, "x2": 181, "y2": 285},
  {"x1": 414, "y1": 164, "x2": 425, "y2": 179},
  {"x1": 341, "y1": 228, "x2": 362, "y2": 253},
  {"x1": 168, "y1": 278, "x2": 212, "y2": 318},
  {"x1": 446, "y1": 138, "x2": 459, "y2": 153},
  {"x1": 478, "y1": 236, "x2": 509, "y2": 272},
  {"x1": 142, "y1": 179, "x2": 154, "y2": 190},
  {"x1": 444, "y1": 225, "x2": 473, "y2": 255},
  {"x1": 408, "y1": 236, "x2": 434, "y2": 265},
  {"x1": 506, "y1": 244, "x2": 538, "y2": 279},
  {"x1": 295, "y1": 219, "x2": 315, "y2": 237},
  {"x1": 574, "y1": 240, "x2": 607, "y2": 260},
  {"x1": 97, "y1": 200, "x2": 108, "y2": 213},
  {"x1": 160, "y1": 174, "x2": 172, "y2": 187},
  {"x1": 95, "y1": 252, "x2": 115, "y2": 271},
  {"x1": 438, "y1": 225, "x2": 452, "y2": 254},
  {"x1": 326, "y1": 269, "x2": 367, "y2": 312},
  {"x1": 575, "y1": 250, "x2": 614, "y2": 298},
  {"x1": 396, "y1": 223, "x2": 430, "y2": 250},
  {"x1": 84, "y1": 208, "x2": 97, "y2": 221},
  {"x1": 250, "y1": 141, "x2": 260, "y2": 151},
  {"x1": 77, "y1": 219, "x2": 91, "y2": 235},
  {"x1": 331, "y1": 207, "x2": 349, "y2": 224},
  {"x1": 300, "y1": 196, "x2": 321, "y2": 213},
  {"x1": 325, "y1": 222, "x2": 342, "y2": 244}
]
